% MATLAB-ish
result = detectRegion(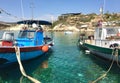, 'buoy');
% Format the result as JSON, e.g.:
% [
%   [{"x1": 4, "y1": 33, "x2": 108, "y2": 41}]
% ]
[
  {"x1": 42, "y1": 45, "x2": 49, "y2": 52},
  {"x1": 80, "y1": 42, "x2": 83, "y2": 45}
]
